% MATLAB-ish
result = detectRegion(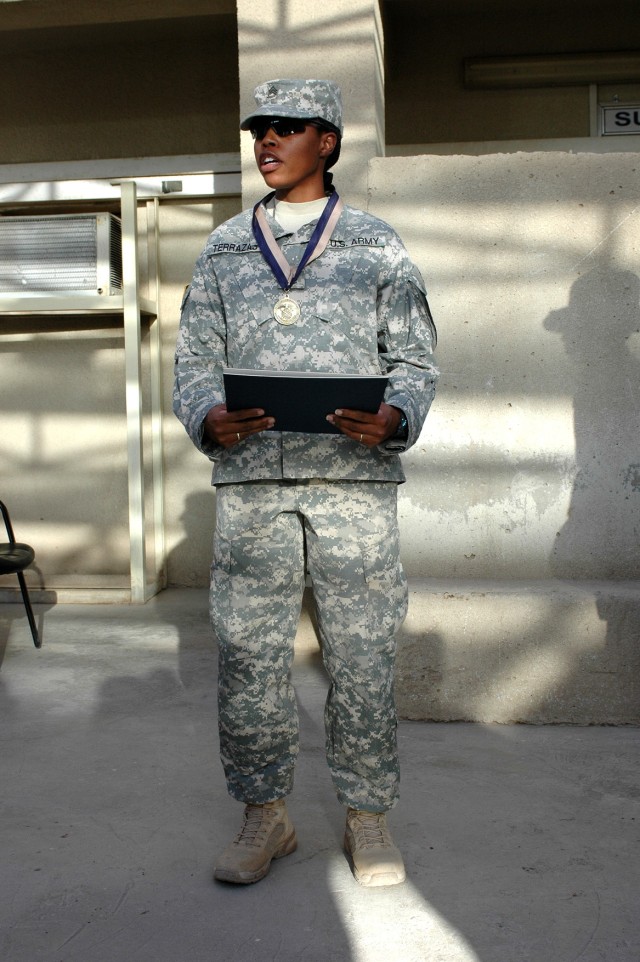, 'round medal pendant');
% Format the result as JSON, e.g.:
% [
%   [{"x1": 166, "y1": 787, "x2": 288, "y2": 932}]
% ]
[{"x1": 273, "y1": 294, "x2": 300, "y2": 326}]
